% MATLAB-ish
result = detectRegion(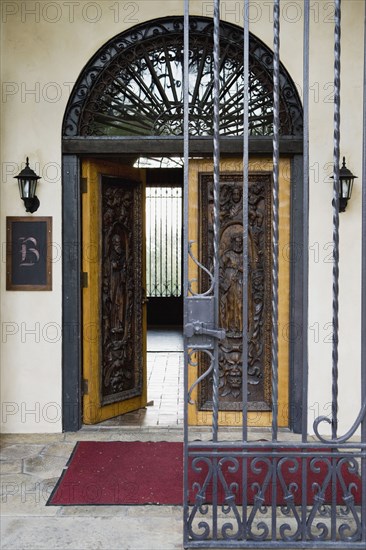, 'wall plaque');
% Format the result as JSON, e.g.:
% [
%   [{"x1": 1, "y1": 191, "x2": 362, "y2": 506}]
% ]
[{"x1": 6, "y1": 217, "x2": 52, "y2": 291}]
